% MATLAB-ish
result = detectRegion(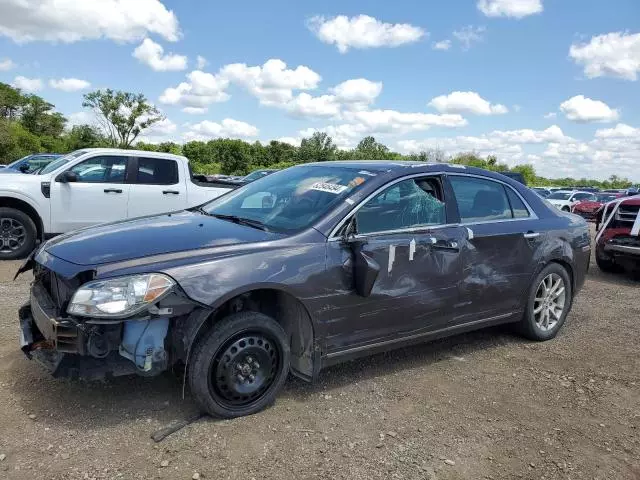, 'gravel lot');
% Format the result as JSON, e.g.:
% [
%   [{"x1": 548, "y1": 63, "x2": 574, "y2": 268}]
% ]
[{"x1": 0, "y1": 231, "x2": 639, "y2": 480}]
